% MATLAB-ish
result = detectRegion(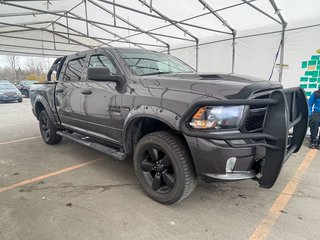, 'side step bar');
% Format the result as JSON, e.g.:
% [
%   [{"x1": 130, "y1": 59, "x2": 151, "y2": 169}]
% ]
[{"x1": 56, "y1": 131, "x2": 127, "y2": 161}]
